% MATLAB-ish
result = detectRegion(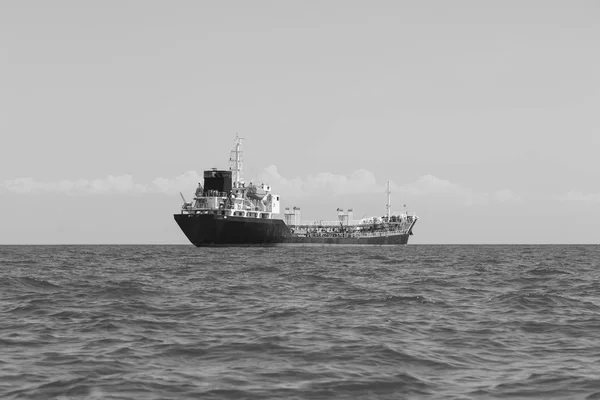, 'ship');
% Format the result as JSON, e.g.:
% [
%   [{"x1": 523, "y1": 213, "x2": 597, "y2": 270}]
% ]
[{"x1": 174, "y1": 136, "x2": 418, "y2": 246}]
